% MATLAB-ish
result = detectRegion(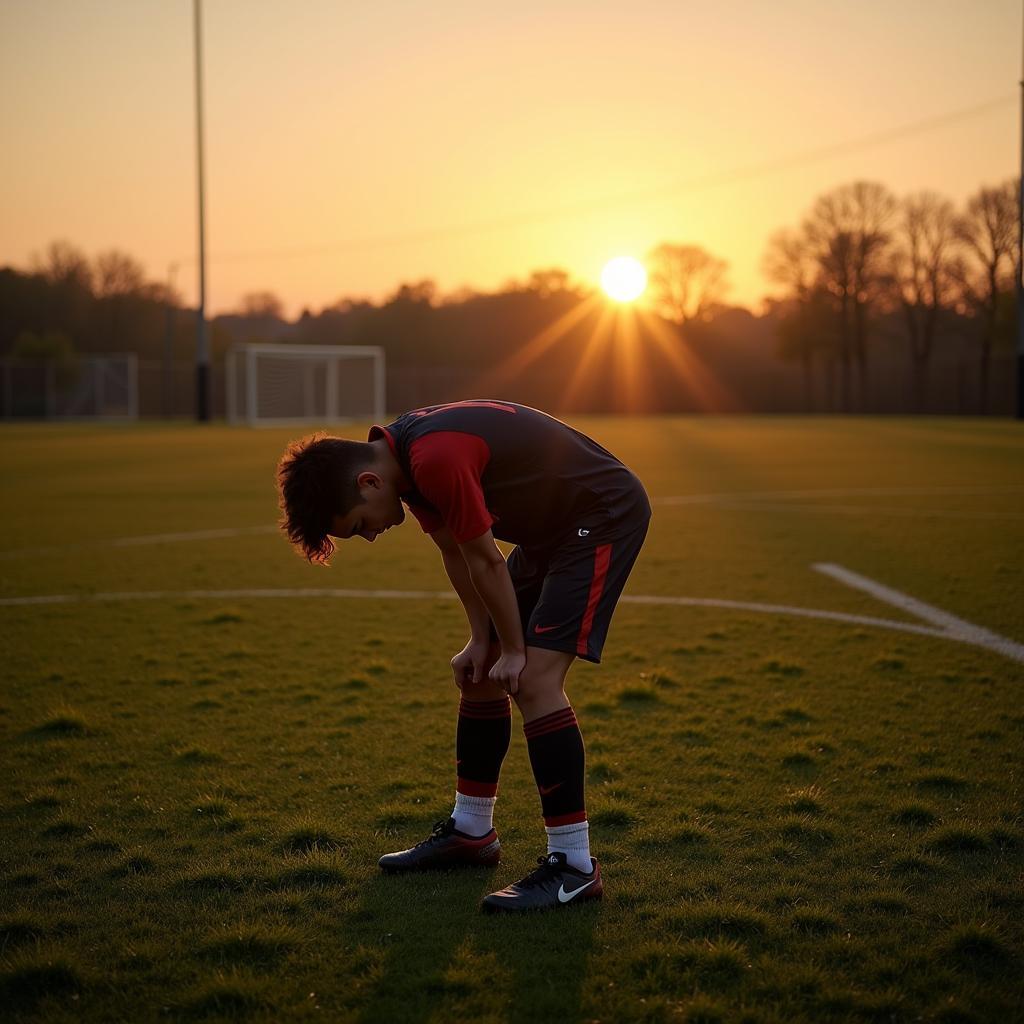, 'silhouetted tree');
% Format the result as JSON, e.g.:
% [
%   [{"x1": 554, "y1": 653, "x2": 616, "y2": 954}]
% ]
[
  {"x1": 763, "y1": 228, "x2": 820, "y2": 407},
  {"x1": 30, "y1": 240, "x2": 94, "y2": 342},
  {"x1": 94, "y1": 250, "x2": 146, "y2": 298},
  {"x1": 527, "y1": 268, "x2": 573, "y2": 298},
  {"x1": 802, "y1": 181, "x2": 898, "y2": 410},
  {"x1": 240, "y1": 290, "x2": 285, "y2": 319},
  {"x1": 952, "y1": 179, "x2": 1017, "y2": 413},
  {"x1": 646, "y1": 243, "x2": 729, "y2": 324},
  {"x1": 93, "y1": 249, "x2": 149, "y2": 350},
  {"x1": 388, "y1": 280, "x2": 436, "y2": 305},
  {"x1": 890, "y1": 192, "x2": 959, "y2": 412}
]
